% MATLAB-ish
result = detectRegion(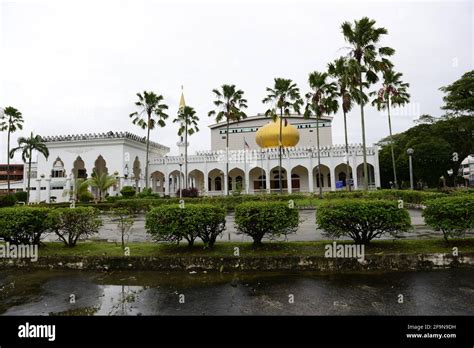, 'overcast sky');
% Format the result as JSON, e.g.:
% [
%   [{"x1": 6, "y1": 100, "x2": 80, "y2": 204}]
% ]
[{"x1": 1, "y1": 0, "x2": 472, "y2": 162}]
